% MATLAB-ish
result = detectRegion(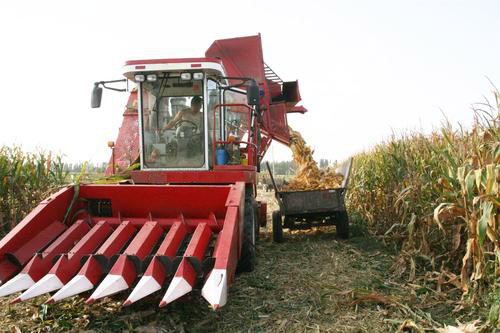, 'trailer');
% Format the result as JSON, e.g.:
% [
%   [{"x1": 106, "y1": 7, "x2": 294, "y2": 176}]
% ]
[{"x1": 266, "y1": 159, "x2": 353, "y2": 242}]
